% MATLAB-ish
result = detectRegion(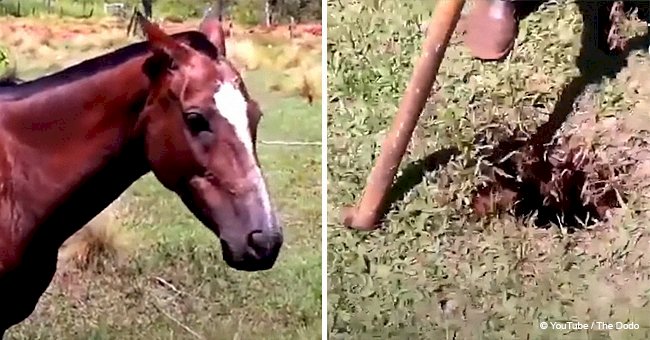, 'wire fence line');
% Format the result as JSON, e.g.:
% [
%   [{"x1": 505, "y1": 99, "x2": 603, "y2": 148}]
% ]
[{"x1": 258, "y1": 140, "x2": 321, "y2": 146}]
